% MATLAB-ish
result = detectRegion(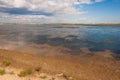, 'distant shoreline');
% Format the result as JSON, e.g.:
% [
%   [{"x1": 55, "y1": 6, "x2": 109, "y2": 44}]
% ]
[
  {"x1": 0, "y1": 23, "x2": 120, "y2": 26},
  {"x1": 43, "y1": 23, "x2": 120, "y2": 26}
]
